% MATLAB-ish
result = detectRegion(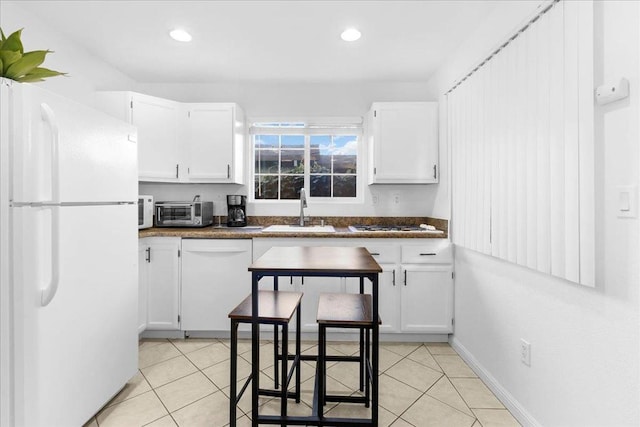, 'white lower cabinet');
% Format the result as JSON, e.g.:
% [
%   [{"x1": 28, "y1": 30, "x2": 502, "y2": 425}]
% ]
[
  {"x1": 138, "y1": 236, "x2": 452, "y2": 337},
  {"x1": 400, "y1": 242, "x2": 454, "y2": 333},
  {"x1": 253, "y1": 238, "x2": 453, "y2": 335},
  {"x1": 181, "y1": 239, "x2": 252, "y2": 331},
  {"x1": 346, "y1": 264, "x2": 400, "y2": 334},
  {"x1": 139, "y1": 237, "x2": 181, "y2": 331},
  {"x1": 400, "y1": 265, "x2": 453, "y2": 333}
]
